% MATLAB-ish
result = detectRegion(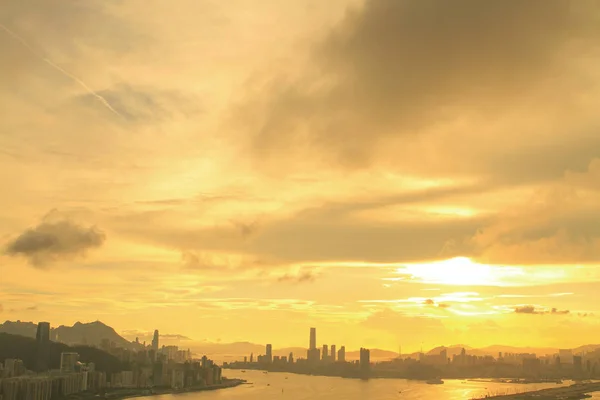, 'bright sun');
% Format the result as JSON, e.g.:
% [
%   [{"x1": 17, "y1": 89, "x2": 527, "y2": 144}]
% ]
[{"x1": 400, "y1": 257, "x2": 511, "y2": 286}]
